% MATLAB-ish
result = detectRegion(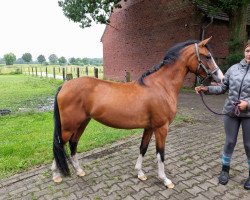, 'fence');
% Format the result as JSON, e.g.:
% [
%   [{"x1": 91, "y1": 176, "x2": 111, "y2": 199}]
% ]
[
  {"x1": 0, "y1": 65, "x2": 133, "y2": 82},
  {"x1": 23, "y1": 66, "x2": 104, "y2": 80}
]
